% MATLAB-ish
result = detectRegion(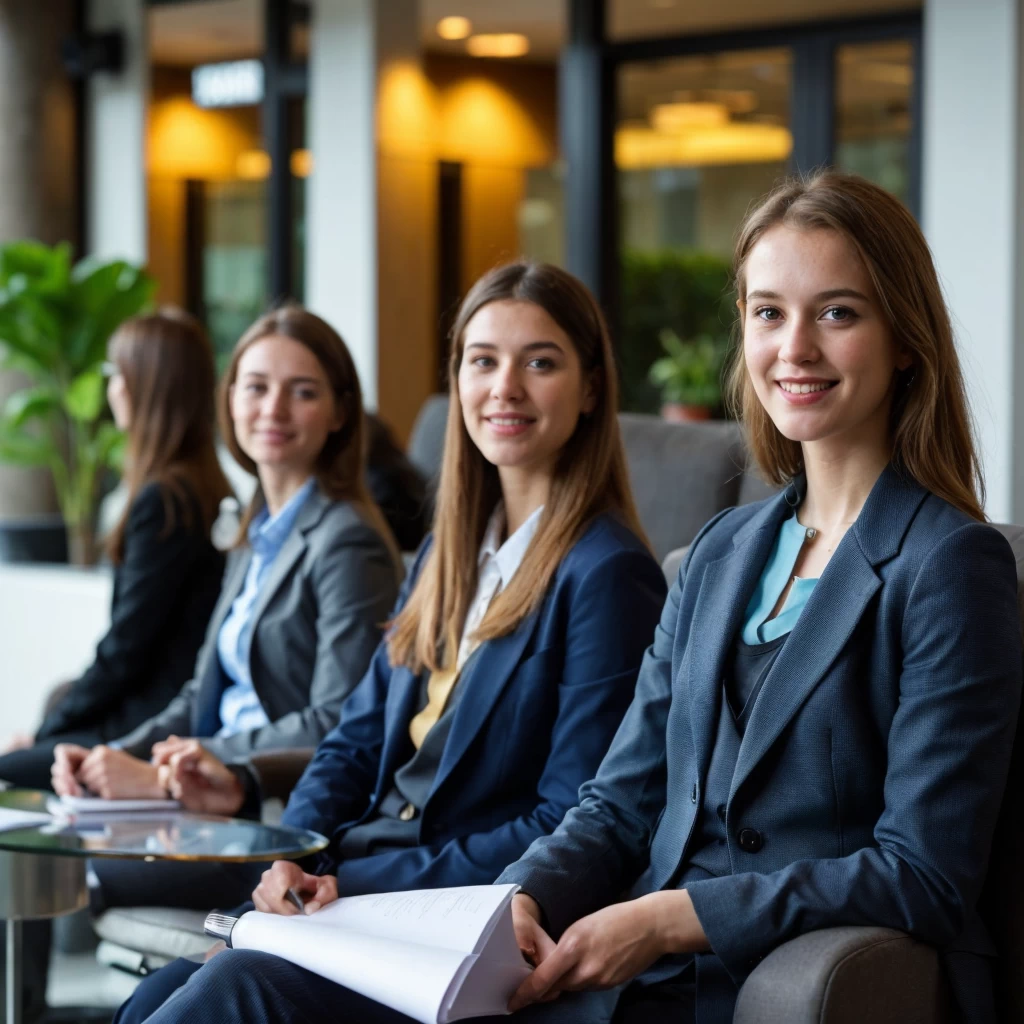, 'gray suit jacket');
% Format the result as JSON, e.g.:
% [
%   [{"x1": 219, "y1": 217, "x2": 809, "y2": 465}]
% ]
[
  {"x1": 116, "y1": 488, "x2": 401, "y2": 761},
  {"x1": 499, "y1": 467, "x2": 1022, "y2": 1024}
]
